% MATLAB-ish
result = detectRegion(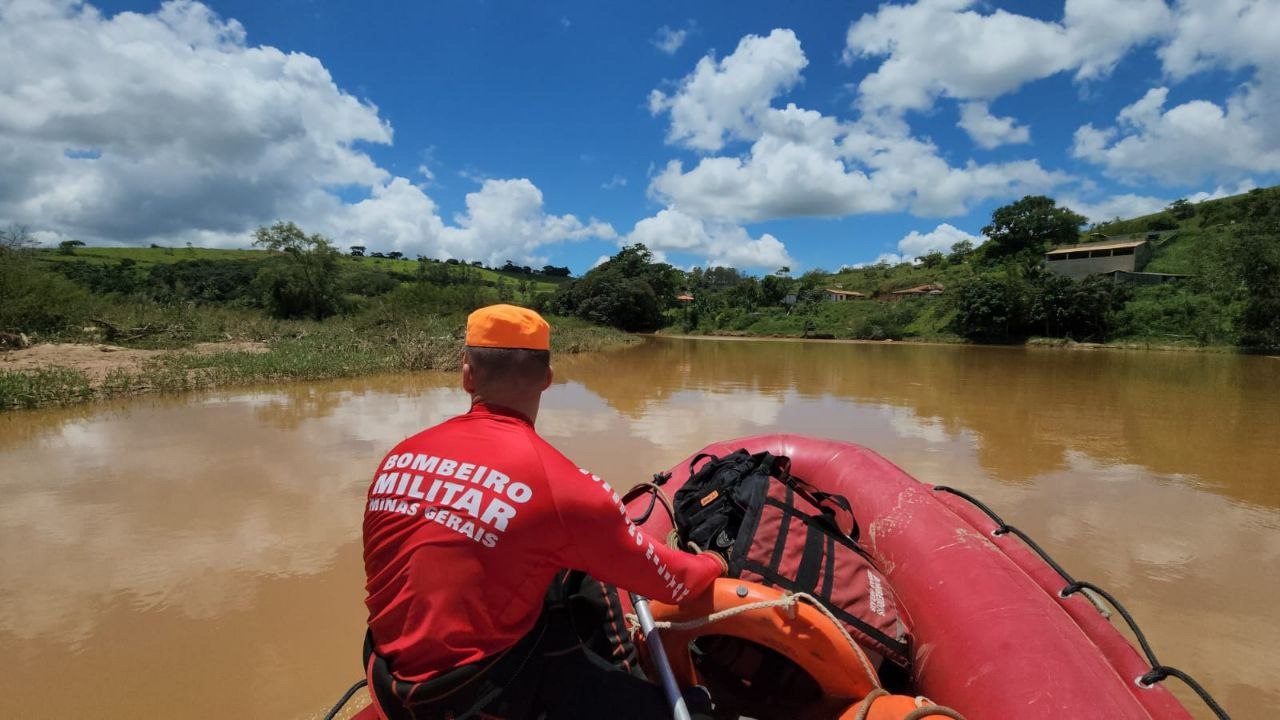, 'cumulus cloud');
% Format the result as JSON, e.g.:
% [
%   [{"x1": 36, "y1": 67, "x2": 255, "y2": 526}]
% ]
[
  {"x1": 897, "y1": 223, "x2": 985, "y2": 257},
  {"x1": 646, "y1": 30, "x2": 1067, "y2": 229},
  {"x1": 1058, "y1": 192, "x2": 1169, "y2": 225},
  {"x1": 1187, "y1": 179, "x2": 1256, "y2": 204},
  {"x1": 1059, "y1": 179, "x2": 1258, "y2": 224},
  {"x1": 1072, "y1": 85, "x2": 1280, "y2": 183},
  {"x1": 1071, "y1": 0, "x2": 1280, "y2": 183},
  {"x1": 651, "y1": 24, "x2": 690, "y2": 55},
  {"x1": 648, "y1": 29, "x2": 808, "y2": 152},
  {"x1": 0, "y1": 0, "x2": 611, "y2": 263},
  {"x1": 957, "y1": 102, "x2": 1030, "y2": 149},
  {"x1": 624, "y1": 208, "x2": 794, "y2": 270},
  {"x1": 844, "y1": 0, "x2": 1171, "y2": 114}
]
